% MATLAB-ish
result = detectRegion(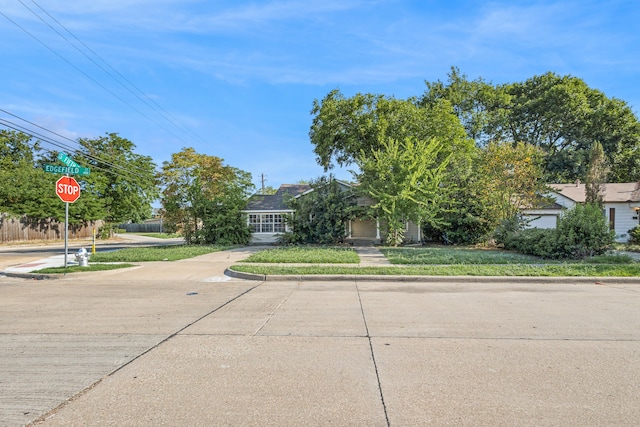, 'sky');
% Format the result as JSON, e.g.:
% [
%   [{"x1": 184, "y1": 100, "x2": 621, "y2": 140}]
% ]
[{"x1": 1, "y1": 0, "x2": 640, "y2": 192}]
